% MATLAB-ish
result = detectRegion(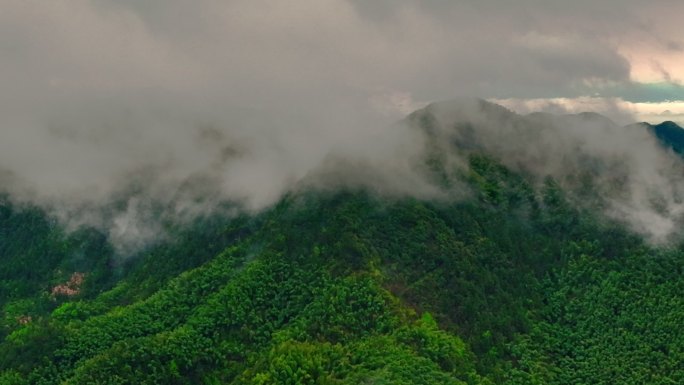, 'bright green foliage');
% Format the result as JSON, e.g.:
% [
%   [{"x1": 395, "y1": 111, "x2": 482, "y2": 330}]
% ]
[
  {"x1": 1, "y1": 155, "x2": 683, "y2": 384},
  {"x1": 0, "y1": 198, "x2": 114, "y2": 343}
]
